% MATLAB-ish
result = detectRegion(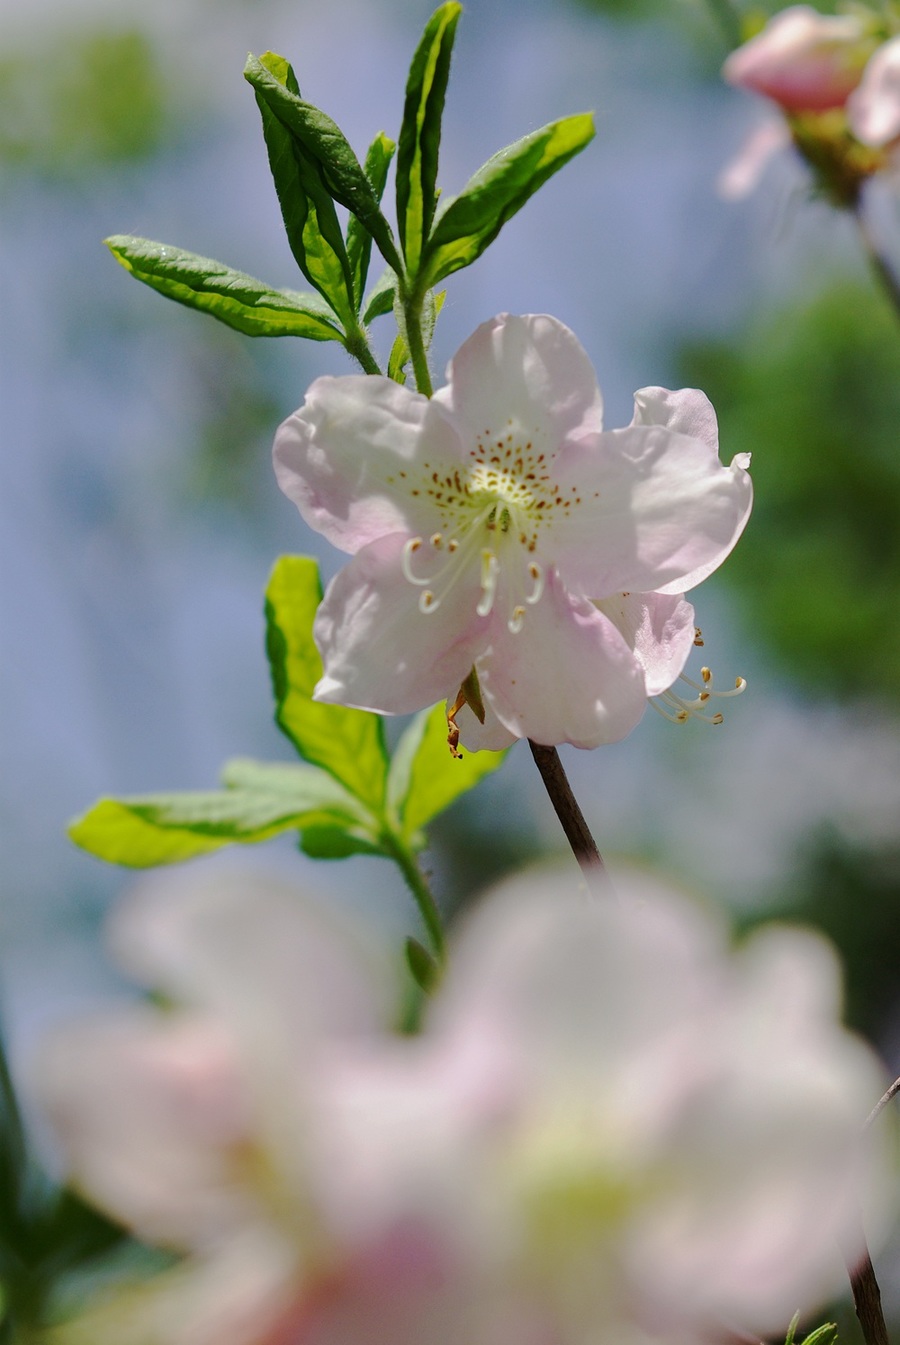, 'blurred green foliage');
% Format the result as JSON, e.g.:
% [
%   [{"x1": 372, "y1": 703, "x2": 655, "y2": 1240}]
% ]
[
  {"x1": 0, "y1": 29, "x2": 168, "y2": 175},
  {"x1": 680, "y1": 279, "x2": 900, "y2": 703}
]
